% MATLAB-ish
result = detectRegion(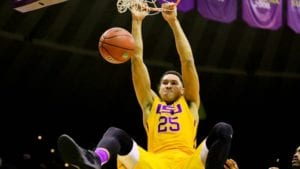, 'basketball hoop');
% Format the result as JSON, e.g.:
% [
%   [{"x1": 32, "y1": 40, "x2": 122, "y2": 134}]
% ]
[{"x1": 116, "y1": 0, "x2": 181, "y2": 15}]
